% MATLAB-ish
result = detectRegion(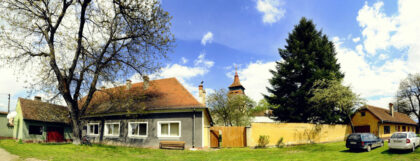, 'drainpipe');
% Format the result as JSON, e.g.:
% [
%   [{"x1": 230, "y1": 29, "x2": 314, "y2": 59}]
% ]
[{"x1": 192, "y1": 108, "x2": 196, "y2": 148}]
